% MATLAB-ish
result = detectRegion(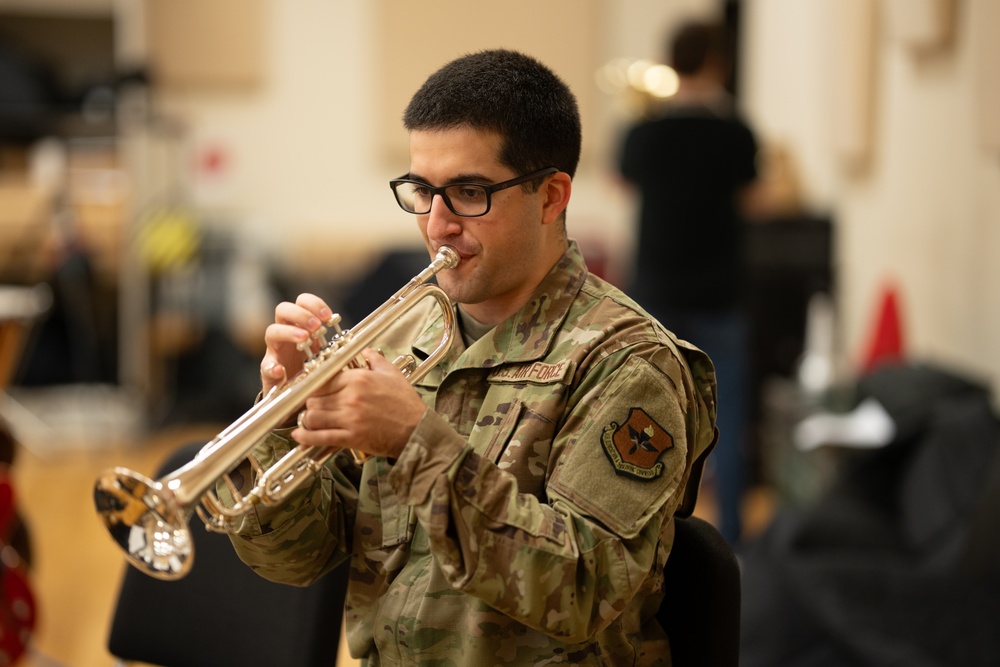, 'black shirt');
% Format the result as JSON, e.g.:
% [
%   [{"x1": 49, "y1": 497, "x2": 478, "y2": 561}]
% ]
[{"x1": 619, "y1": 104, "x2": 758, "y2": 310}]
